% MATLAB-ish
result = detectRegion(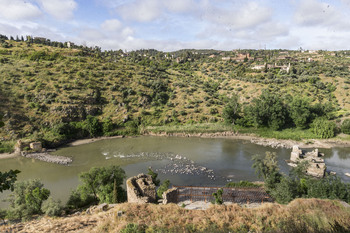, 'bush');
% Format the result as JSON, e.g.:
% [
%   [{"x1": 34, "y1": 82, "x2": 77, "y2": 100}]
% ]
[
  {"x1": 225, "y1": 181, "x2": 259, "y2": 188},
  {"x1": 66, "y1": 188, "x2": 96, "y2": 210},
  {"x1": 120, "y1": 223, "x2": 145, "y2": 233},
  {"x1": 7, "y1": 179, "x2": 50, "y2": 220},
  {"x1": 341, "y1": 119, "x2": 350, "y2": 134},
  {"x1": 311, "y1": 118, "x2": 336, "y2": 139},
  {"x1": 212, "y1": 188, "x2": 223, "y2": 204},
  {"x1": 42, "y1": 197, "x2": 63, "y2": 217},
  {"x1": 252, "y1": 152, "x2": 350, "y2": 204},
  {"x1": 148, "y1": 168, "x2": 160, "y2": 186},
  {"x1": 67, "y1": 165, "x2": 126, "y2": 209},
  {"x1": 157, "y1": 180, "x2": 170, "y2": 199}
]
